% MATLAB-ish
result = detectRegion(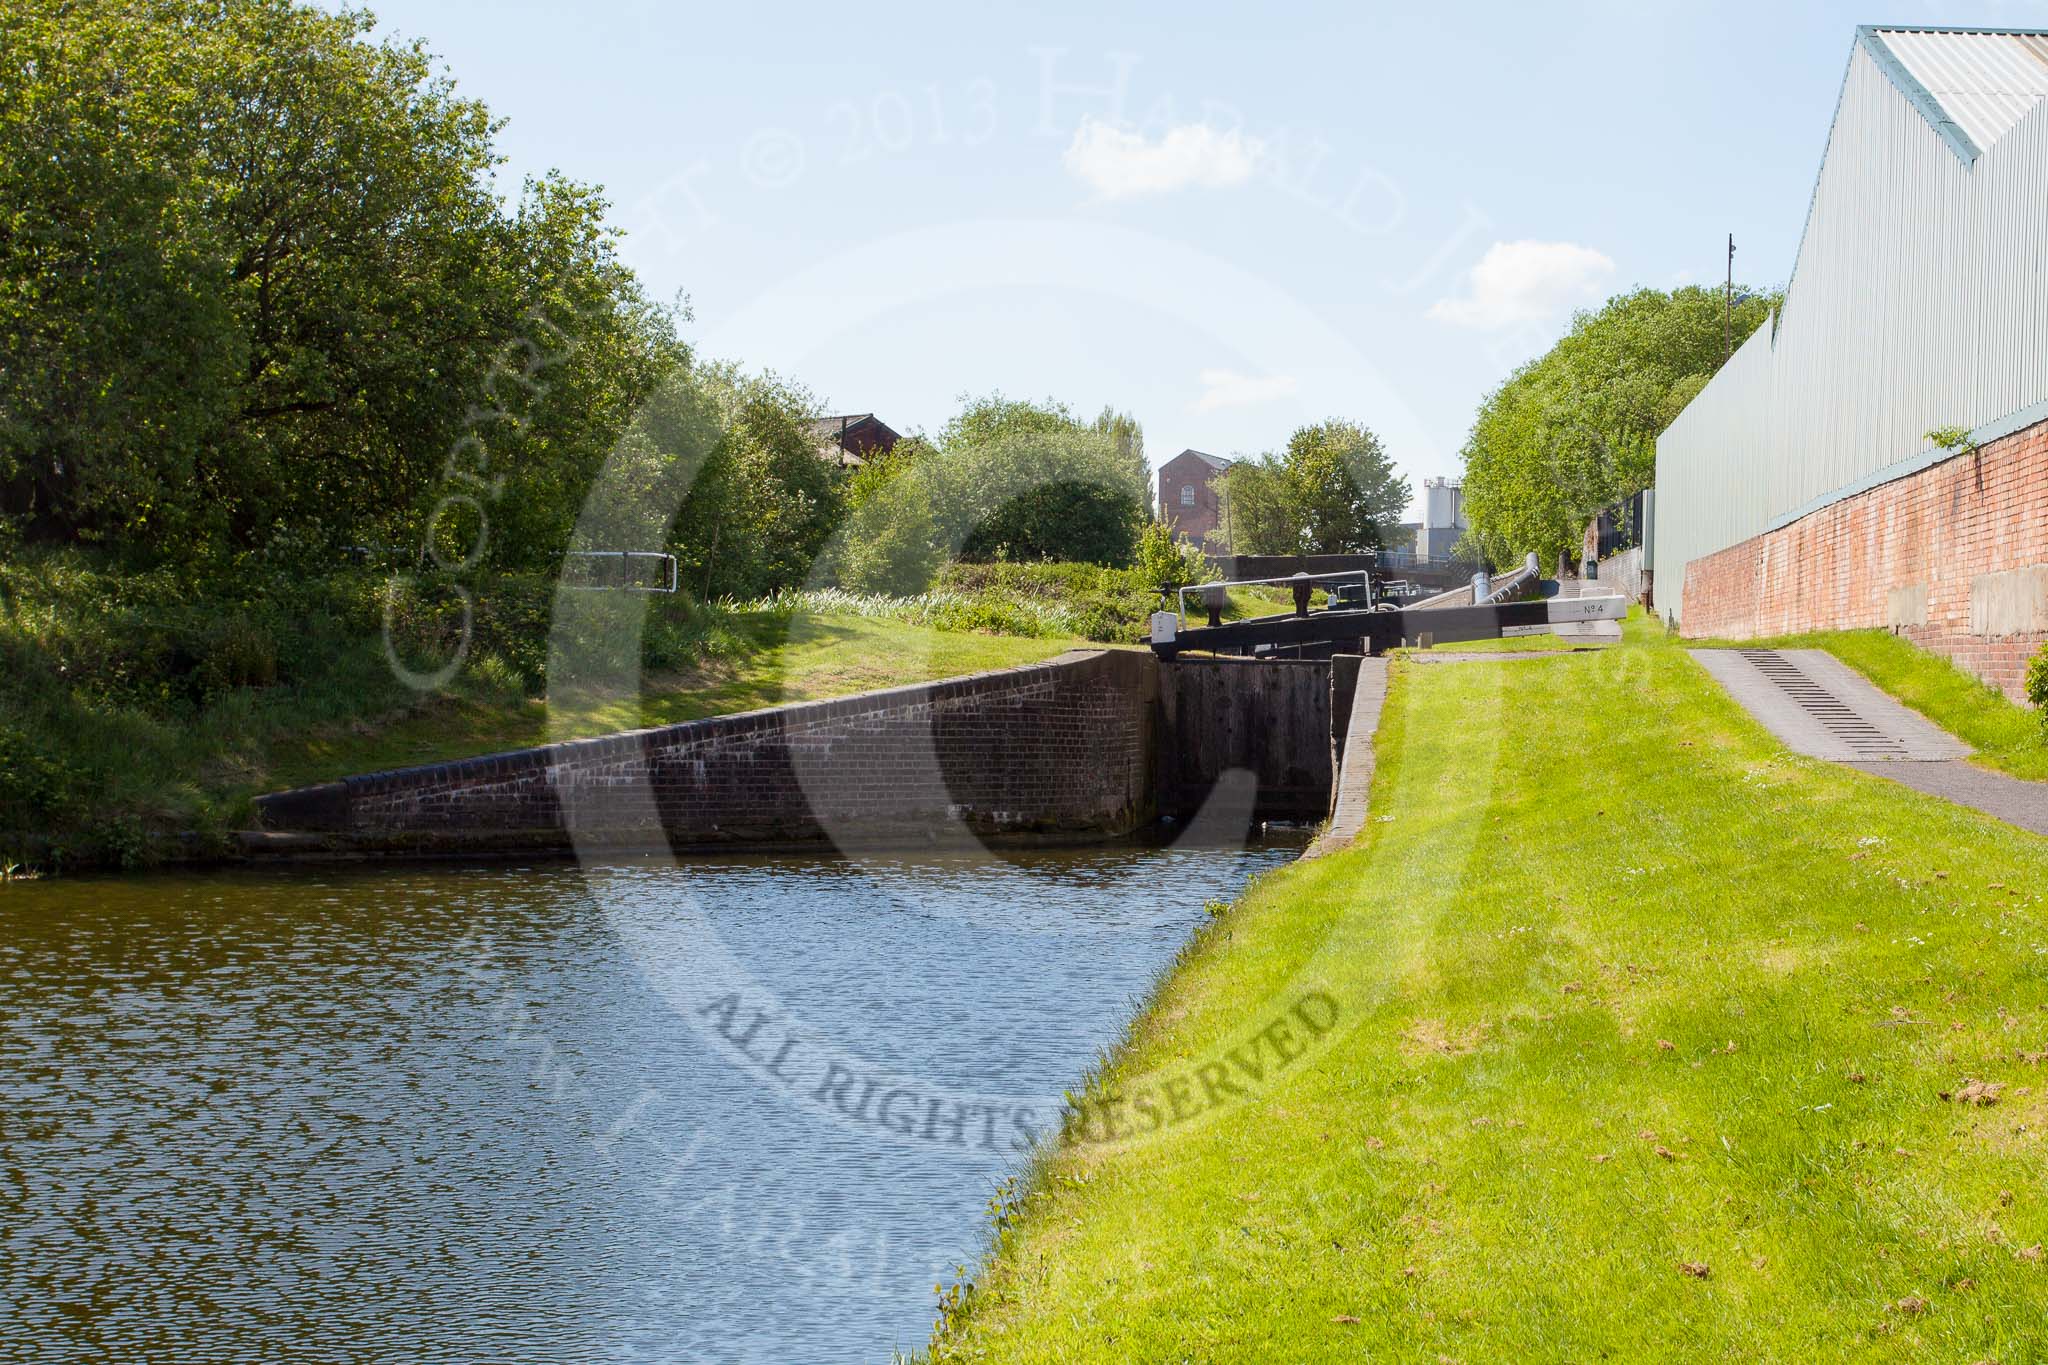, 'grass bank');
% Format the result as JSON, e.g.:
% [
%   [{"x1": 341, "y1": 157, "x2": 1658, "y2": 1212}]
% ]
[
  {"x1": 931, "y1": 622, "x2": 2048, "y2": 1361},
  {"x1": 1690, "y1": 626, "x2": 2048, "y2": 781},
  {"x1": 266, "y1": 612, "x2": 1075, "y2": 792},
  {"x1": 0, "y1": 551, "x2": 1079, "y2": 869},
  {"x1": 1412, "y1": 631, "x2": 1585, "y2": 654}
]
